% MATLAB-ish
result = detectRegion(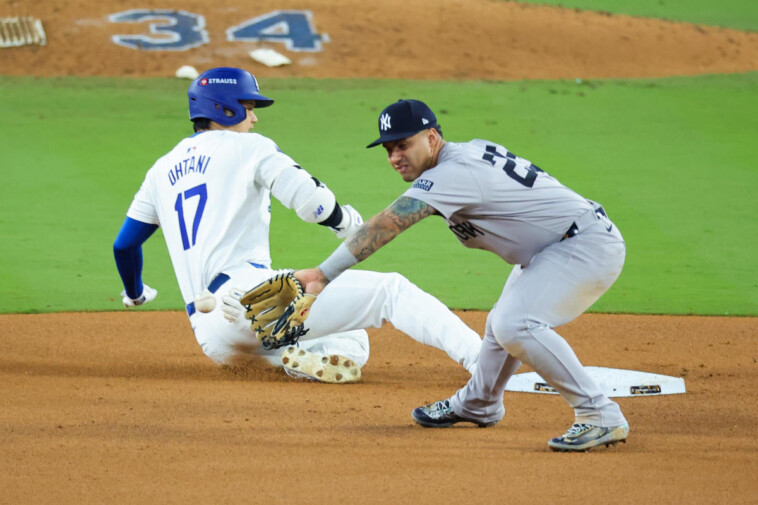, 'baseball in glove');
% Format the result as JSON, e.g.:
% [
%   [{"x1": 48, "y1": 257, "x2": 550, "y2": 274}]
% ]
[{"x1": 240, "y1": 272, "x2": 316, "y2": 350}]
